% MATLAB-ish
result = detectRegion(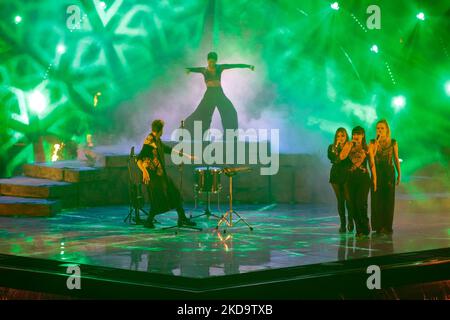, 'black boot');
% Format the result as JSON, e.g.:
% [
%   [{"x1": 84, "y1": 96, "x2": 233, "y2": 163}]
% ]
[
  {"x1": 178, "y1": 216, "x2": 197, "y2": 227},
  {"x1": 176, "y1": 207, "x2": 196, "y2": 227},
  {"x1": 143, "y1": 213, "x2": 155, "y2": 229}
]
